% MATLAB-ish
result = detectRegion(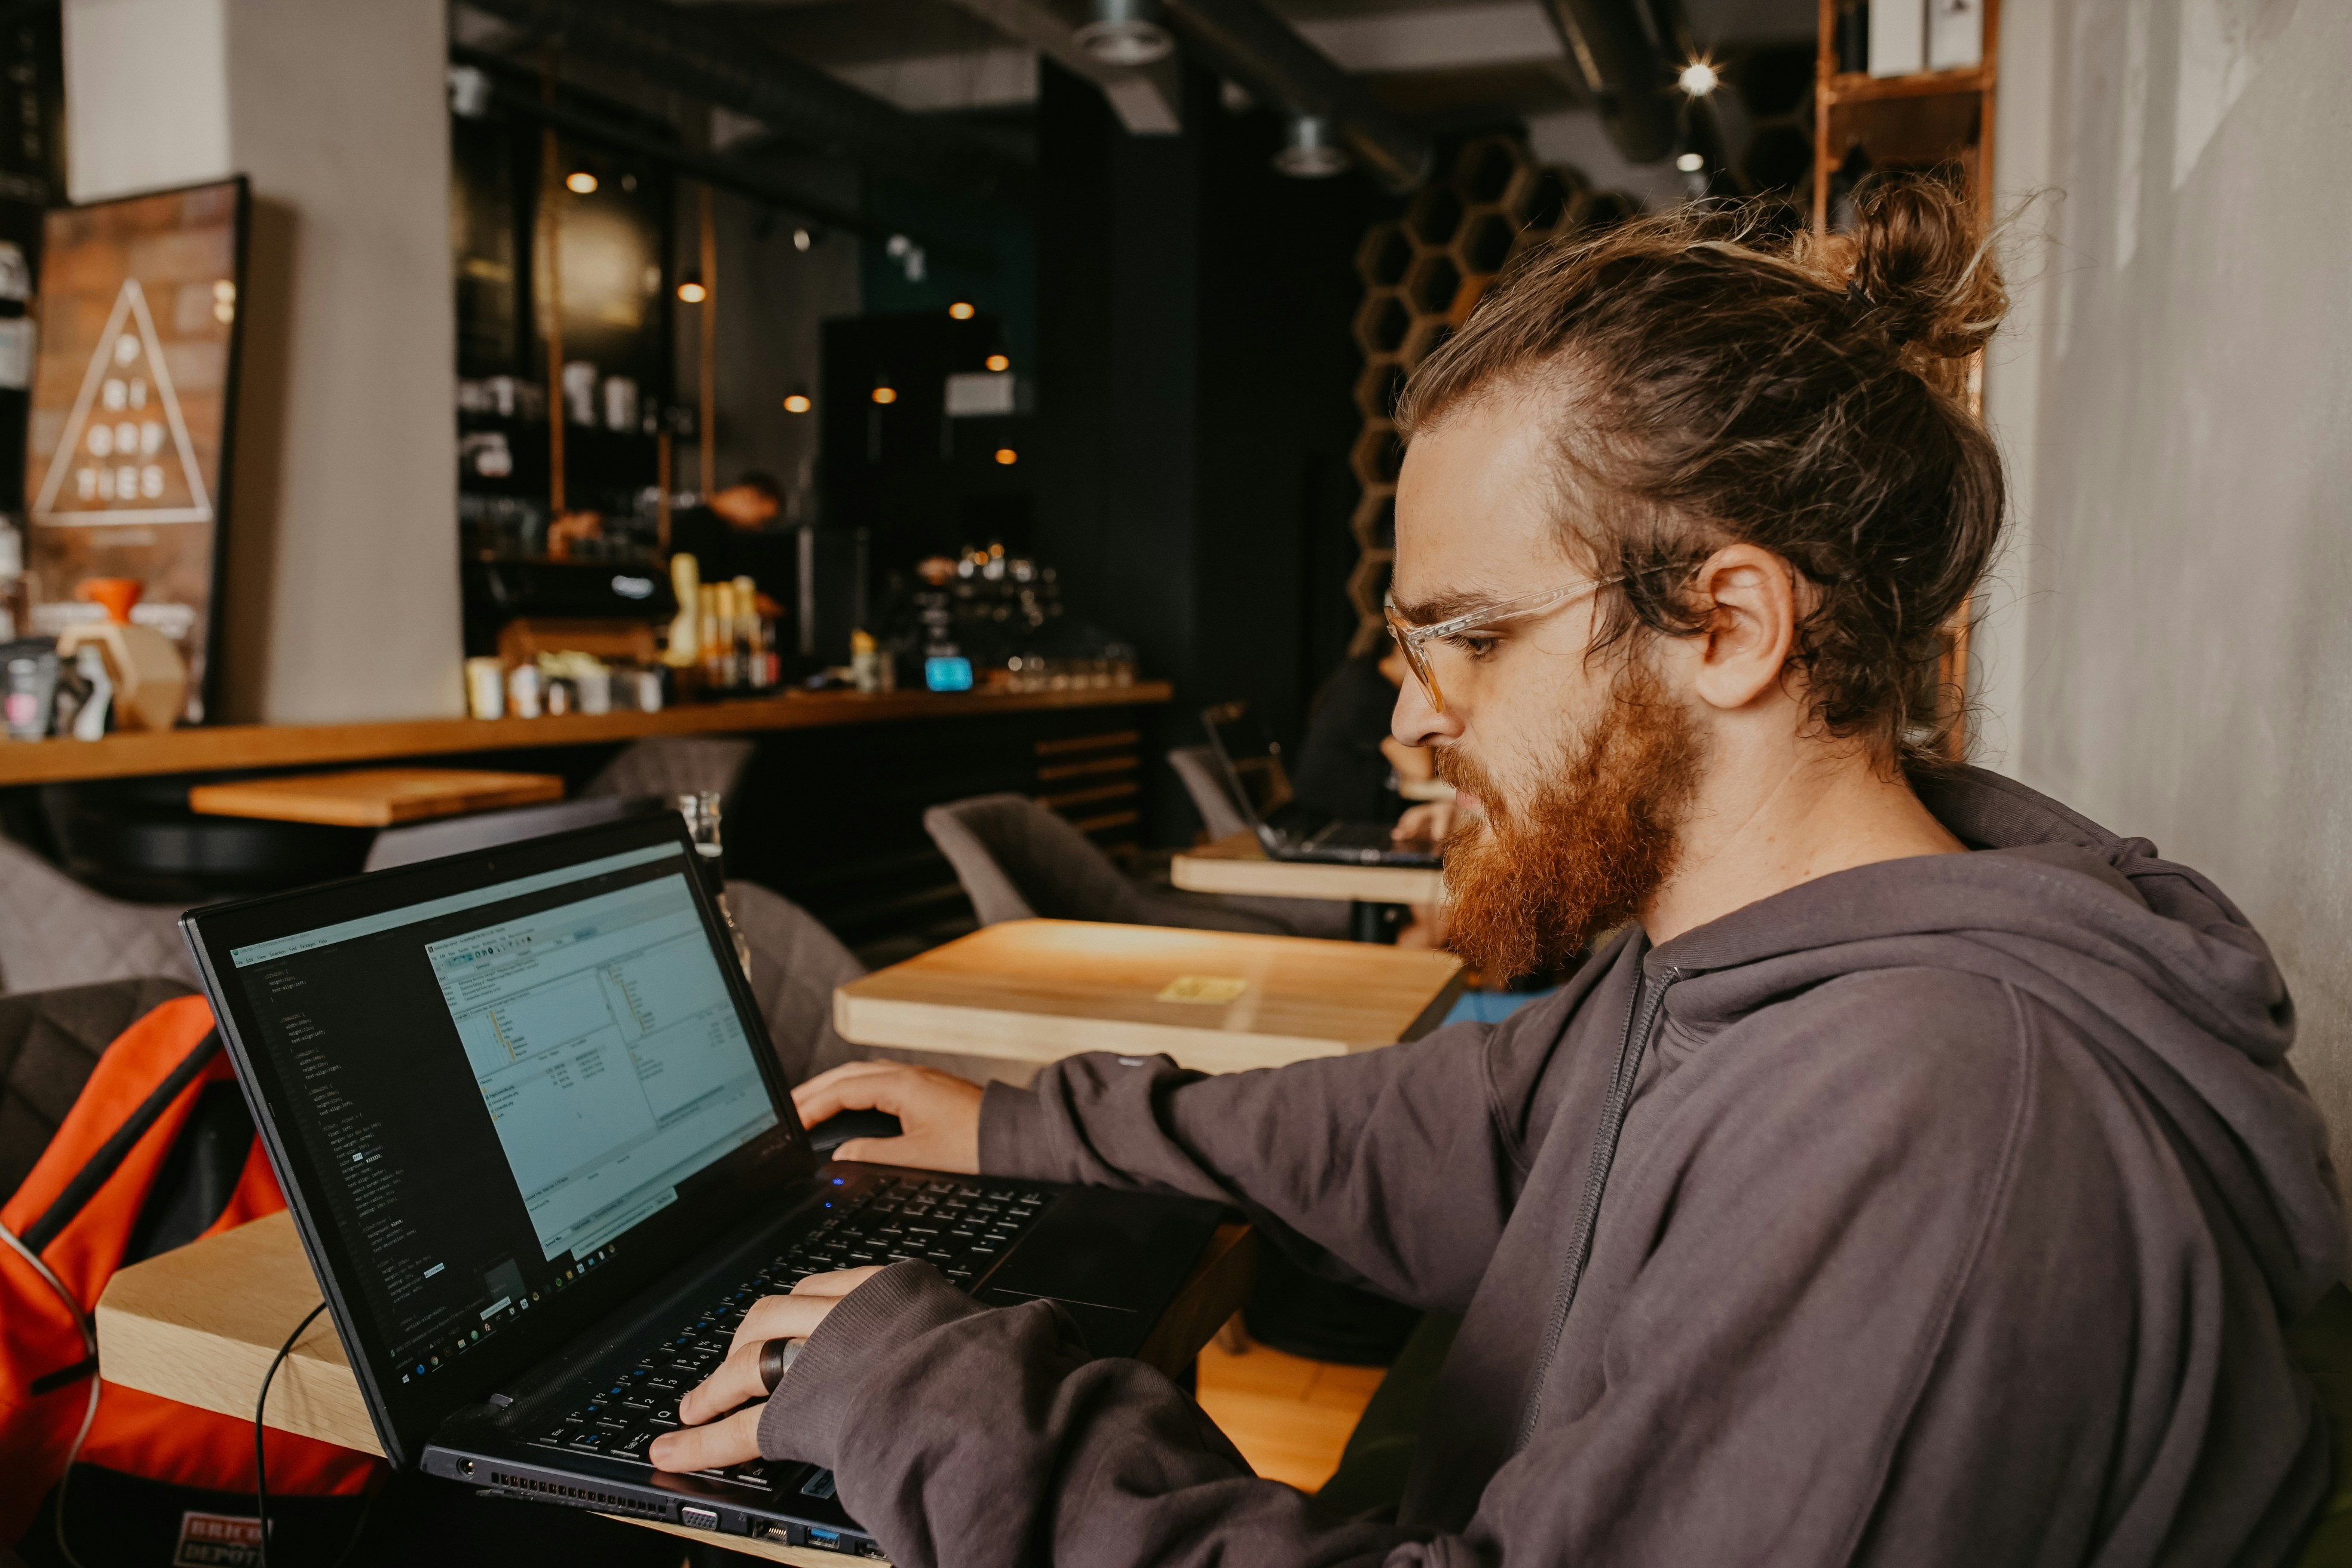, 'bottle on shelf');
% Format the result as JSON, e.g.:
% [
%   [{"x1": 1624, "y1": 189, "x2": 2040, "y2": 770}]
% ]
[
  {"x1": 677, "y1": 789, "x2": 753, "y2": 978},
  {"x1": 1835, "y1": 0, "x2": 1868, "y2": 74},
  {"x1": 732, "y1": 575, "x2": 763, "y2": 690},
  {"x1": 699, "y1": 583, "x2": 725, "y2": 690},
  {"x1": 0, "y1": 516, "x2": 26, "y2": 642}
]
